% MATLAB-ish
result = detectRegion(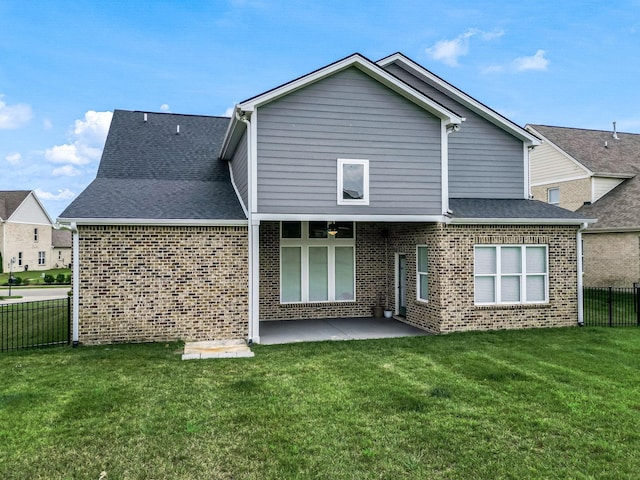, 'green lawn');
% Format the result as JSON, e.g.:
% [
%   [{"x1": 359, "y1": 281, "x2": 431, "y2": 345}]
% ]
[
  {"x1": 1, "y1": 328, "x2": 639, "y2": 479},
  {"x1": 0, "y1": 268, "x2": 71, "y2": 287}
]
